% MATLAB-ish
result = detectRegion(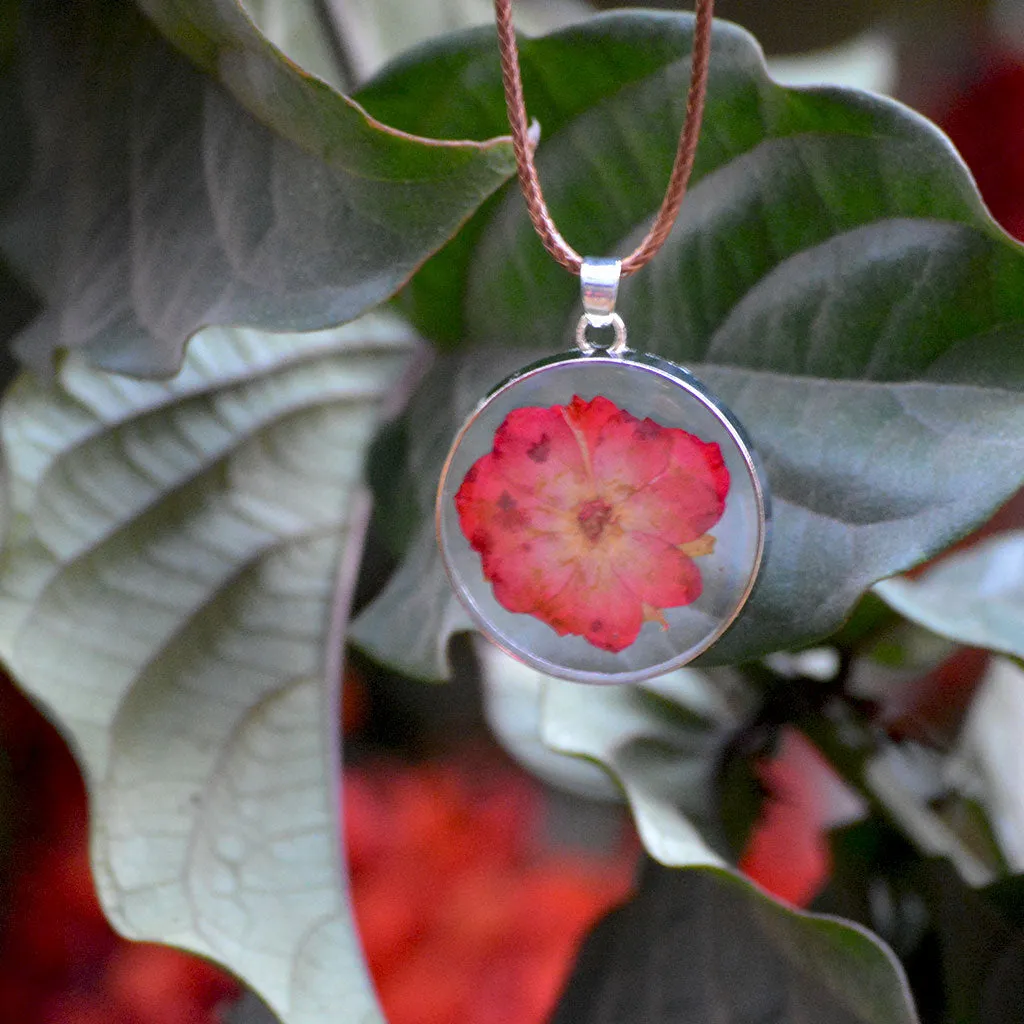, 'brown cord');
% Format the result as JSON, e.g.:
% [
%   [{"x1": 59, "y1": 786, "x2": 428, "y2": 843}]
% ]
[{"x1": 494, "y1": 0, "x2": 714, "y2": 276}]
